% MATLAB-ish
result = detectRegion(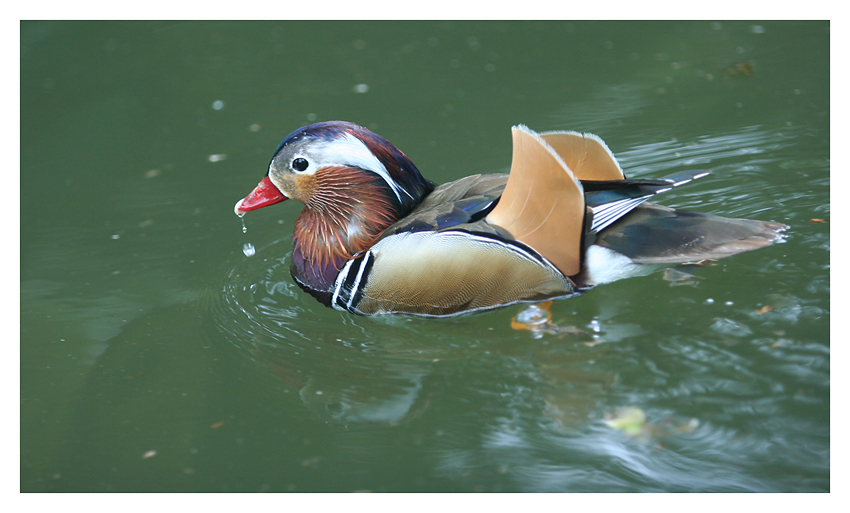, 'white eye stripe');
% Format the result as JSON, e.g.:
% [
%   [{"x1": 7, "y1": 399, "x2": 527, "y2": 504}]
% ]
[{"x1": 305, "y1": 133, "x2": 410, "y2": 202}]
